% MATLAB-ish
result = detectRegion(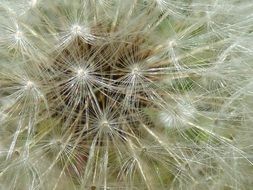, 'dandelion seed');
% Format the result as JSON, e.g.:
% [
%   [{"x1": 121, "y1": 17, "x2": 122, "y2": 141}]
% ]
[
  {"x1": 24, "y1": 80, "x2": 35, "y2": 89},
  {"x1": 71, "y1": 24, "x2": 83, "y2": 36},
  {"x1": 168, "y1": 39, "x2": 177, "y2": 48},
  {"x1": 14, "y1": 30, "x2": 23, "y2": 41},
  {"x1": 130, "y1": 65, "x2": 141, "y2": 76},
  {"x1": 158, "y1": 101, "x2": 195, "y2": 128},
  {"x1": 75, "y1": 68, "x2": 88, "y2": 79}
]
